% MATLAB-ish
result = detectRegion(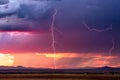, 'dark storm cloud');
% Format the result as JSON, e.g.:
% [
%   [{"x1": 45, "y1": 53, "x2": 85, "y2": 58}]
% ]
[
  {"x1": 17, "y1": 3, "x2": 51, "y2": 20},
  {"x1": 55, "y1": 30, "x2": 112, "y2": 54},
  {"x1": 0, "y1": 0, "x2": 60, "y2": 19},
  {"x1": 51, "y1": 0, "x2": 120, "y2": 55},
  {"x1": 84, "y1": 0, "x2": 120, "y2": 54},
  {"x1": 0, "y1": 0, "x2": 120, "y2": 55},
  {"x1": 0, "y1": 25, "x2": 32, "y2": 31},
  {"x1": 0, "y1": 0, "x2": 60, "y2": 32},
  {"x1": 0, "y1": 0, "x2": 9, "y2": 4}
]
